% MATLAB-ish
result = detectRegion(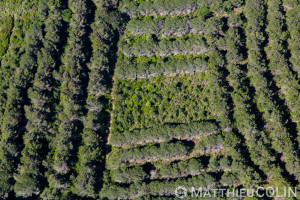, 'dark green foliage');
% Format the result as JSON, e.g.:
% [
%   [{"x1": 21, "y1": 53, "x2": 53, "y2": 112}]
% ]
[
  {"x1": 110, "y1": 157, "x2": 207, "y2": 183},
  {"x1": 111, "y1": 165, "x2": 149, "y2": 183},
  {"x1": 100, "y1": 173, "x2": 217, "y2": 199},
  {"x1": 266, "y1": 0, "x2": 300, "y2": 149},
  {"x1": 245, "y1": 0, "x2": 300, "y2": 181},
  {"x1": 194, "y1": 133, "x2": 224, "y2": 154},
  {"x1": 13, "y1": 0, "x2": 63, "y2": 198},
  {"x1": 73, "y1": 0, "x2": 121, "y2": 197},
  {"x1": 224, "y1": 132, "x2": 263, "y2": 188},
  {"x1": 0, "y1": 16, "x2": 13, "y2": 59},
  {"x1": 110, "y1": 121, "x2": 219, "y2": 147},
  {"x1": 0, "y1": 17, "x2": 26, "y2": 123},
  {"x1": 119, "y1": 0, "x2": 235, "y2": 18},
  {"x1": 226, "y1": 61, "x2": 287, "y2": 184},
  {"x1": 226, "y1": 26, "x2": 245, "y2": 63},
  {"x1": 153, "y1": 157, "x2": 206, "y2": 179},
  {"x1": 0, "y1": 0, "x2": 299, "y2": 198},
  {"x1": 195, "y1": 6, "x2": 210, "y2": 18},
  {"x1": 107, "y1": 141, "x2": 191, "y2": 170},
  {"x1": 120, "y1": 35, "x2": 210, "y2": 57},
  {"x1": 208, "y1": 154, "x2": 232, "y2": 172},
  {"x1": 220, "y1": 172, "x2": 239, "y2": 186},
  {"x1": 226, "y1": 64, "x2": 257, "y2": 136},
  {"x1": 111, "y1": 73, "x2": 211, "y2": 133},
  {"x1": 119, "y1": 0, "x2": 199, "y2": 18},
  {"x1": 126, "y1": 15, "x2": 224, "y2": 38},
  {"x1": 205, "y1": 51, "x2": 231, "y2": 129},
  {"x1": 42, "y1": 0, "x2": 90, "y2": 198},
  {"x1": 0, "y1": 10, "x2": 43, "y2": 198},
  {"x1": 115, "y1": 55, "x2": 208, "y2": 80}
]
